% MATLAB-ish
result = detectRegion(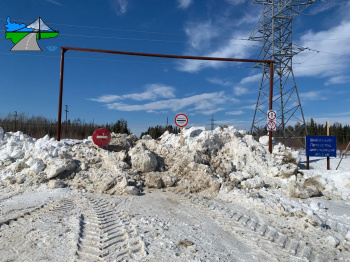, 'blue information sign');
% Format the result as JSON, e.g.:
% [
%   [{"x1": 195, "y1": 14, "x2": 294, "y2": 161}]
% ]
[{"x1": 306, "y1": 136, "x2": 337, "y2": 157}]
